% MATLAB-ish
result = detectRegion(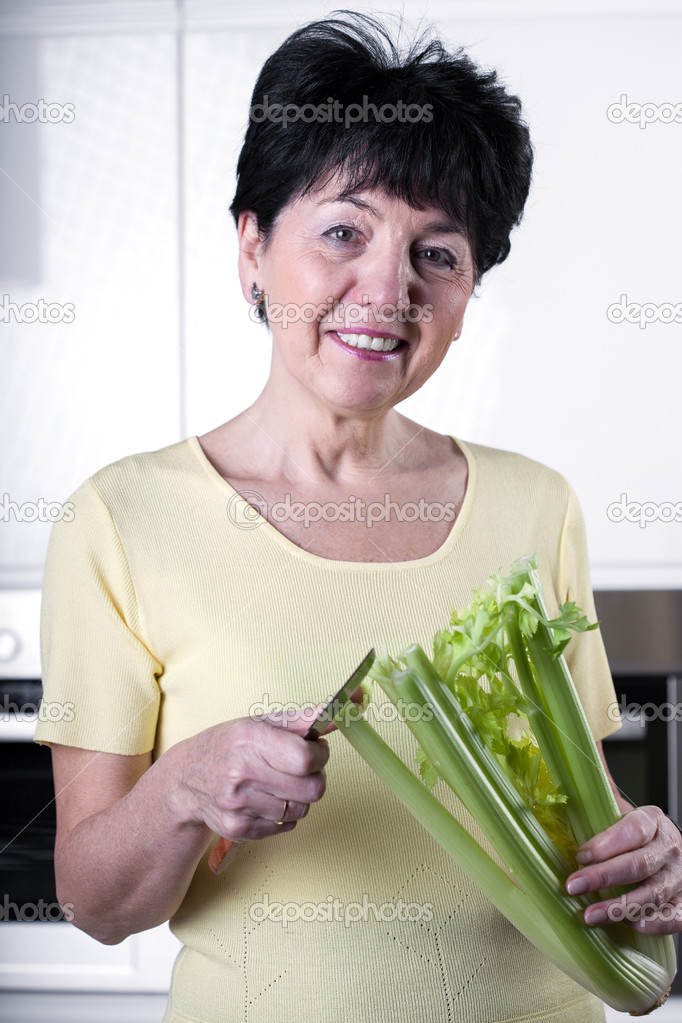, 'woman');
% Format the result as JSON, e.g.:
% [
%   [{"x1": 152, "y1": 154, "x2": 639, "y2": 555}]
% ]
[{"x1": 35, "y1": 12, "x2": 681, "y2": 1023}]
